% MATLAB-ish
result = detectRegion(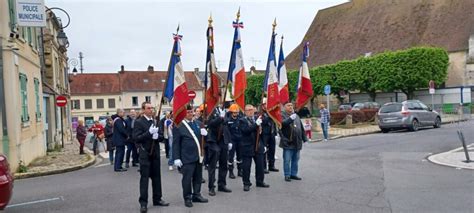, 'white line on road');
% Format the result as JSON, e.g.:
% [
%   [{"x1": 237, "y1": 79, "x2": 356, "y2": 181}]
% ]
[
  {"x1": 7, "y1": 196, "x2": 64, "y2": 208},
  {"x1": 94, "y1": 163, "x2": 111, "y2": 168}
]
